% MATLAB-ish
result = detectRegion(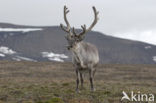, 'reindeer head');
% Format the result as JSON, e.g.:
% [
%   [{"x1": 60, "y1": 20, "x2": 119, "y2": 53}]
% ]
[{"x1": 60, "y1": 6, "x2": 99, "y2": 50}]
